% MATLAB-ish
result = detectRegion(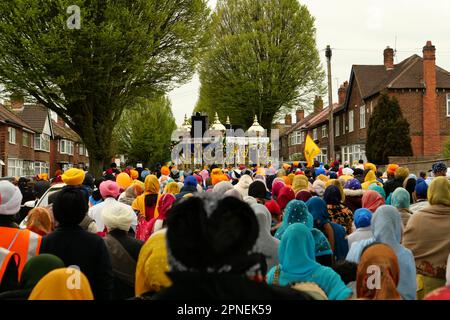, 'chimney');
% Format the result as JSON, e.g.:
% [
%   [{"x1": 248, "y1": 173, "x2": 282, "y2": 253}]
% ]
[
  {"x1": 384, "y1": 46, "x2": 394, "y2": 70},
  {"x1": 284, "y1": 114, "x2": 292, "y2": 126},
  {"x1": 338, "y1": 81, "x2": 349, "y2": 105},
  {"x1": 296, "y1": 109, "x2": 304, "y2": 123},
  {"x1": 314, "y1": 96, "x2": 324, "y2": 113},
  {"x1": 422, "y1": 40, "x2": 439, "y2": 156},
  {"x1": 9, "y1": 94, "x2": 24, "y2": 111}
]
